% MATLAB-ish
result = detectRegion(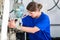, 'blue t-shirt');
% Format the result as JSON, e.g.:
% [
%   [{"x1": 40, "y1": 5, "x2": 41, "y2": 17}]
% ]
[{"x1": 22, "y1": 12, "x2": 51, "y2": 40}]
